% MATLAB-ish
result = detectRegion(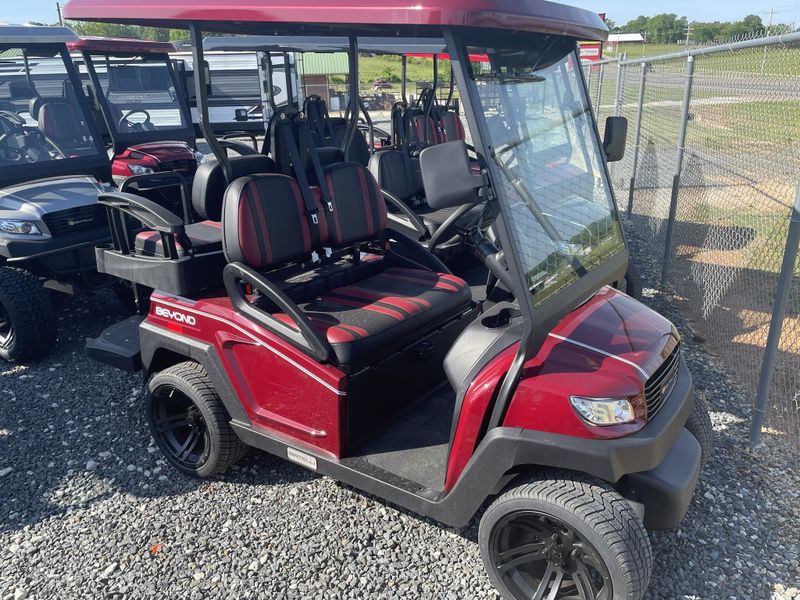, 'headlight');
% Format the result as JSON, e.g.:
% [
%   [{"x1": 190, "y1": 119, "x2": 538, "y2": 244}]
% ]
[
  {"x1": 0, "y1": 219, "x2": 42, "y2": 235},
  {"x1": 128, "y1": 164, "x2": 155, "y2": 175},
  {"x1": 569, "y1": 396, "x2": 635, "y2": 426}
]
